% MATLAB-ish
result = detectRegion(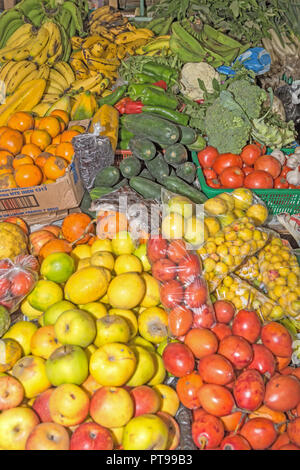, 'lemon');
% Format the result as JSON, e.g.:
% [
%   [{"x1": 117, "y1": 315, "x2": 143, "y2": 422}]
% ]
[
  {"x1": 80, "y1": 302, "x2": 107, "y2": 320},
  {"x1": 91, "y1": 239, "x2": 113, "y2": 254},
  {"x1": 90, "y1": 251, "x2": 115, "y2": 271},
  {"x1": 65, "y1": 266, "x2": 109, "y2": 305},
  {"x1": 114, "y1": 254, "x2": 143, "y2": 275},
  {"x1": 111, "y1": 231, "x2": 135, "y2": 256},
  {"x1": 140, "y1": 273, "x2": 160, "y2": 308},
  {"x1": 71, "y1": 244, "x2": 92, "y2": 262},
  {"x1": 27, "y1": 280, "x2": 63, "y2": 312},
  {"x1": 107, "y1": 273, "x2": 146, "y2": 309}
]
